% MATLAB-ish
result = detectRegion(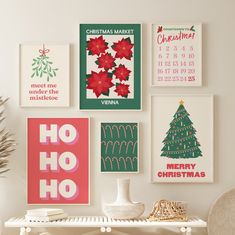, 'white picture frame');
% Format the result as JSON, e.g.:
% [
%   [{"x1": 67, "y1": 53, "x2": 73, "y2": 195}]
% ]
[
  {"x1": 19, "y1": 43, "x2": 70, "y2": 107},
  {"x1": 151, "y1": 23, "x2": 202, "y2": 87},
  {"x1": 151, "y1": 94, "x2": 213, "y2": 183},
  {"x1": 79, "y1": 23, "x2": 142, "y2": 111}
]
